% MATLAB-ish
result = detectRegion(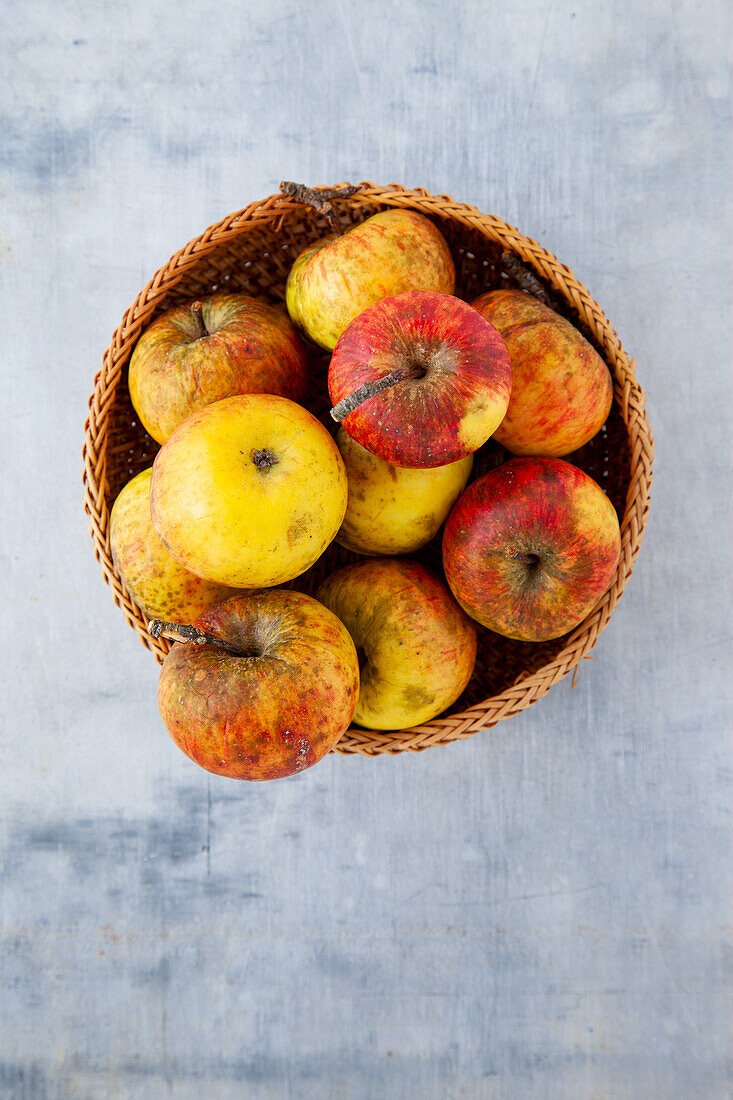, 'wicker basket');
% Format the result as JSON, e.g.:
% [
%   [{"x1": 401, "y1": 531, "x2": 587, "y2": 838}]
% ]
[{"x1": 83, "y1": 182, "x2": 653, "y2": 757}]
